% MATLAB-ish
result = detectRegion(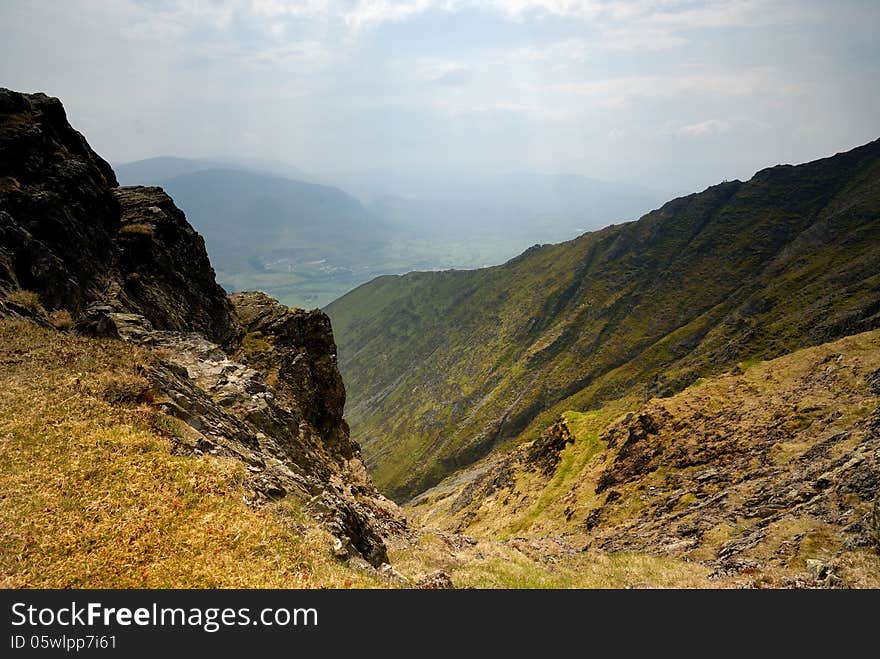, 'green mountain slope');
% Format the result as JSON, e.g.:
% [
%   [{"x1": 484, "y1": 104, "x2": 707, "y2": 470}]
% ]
[{"x1": 326, "y1": 139, "x2": 880, "y2": 501}]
